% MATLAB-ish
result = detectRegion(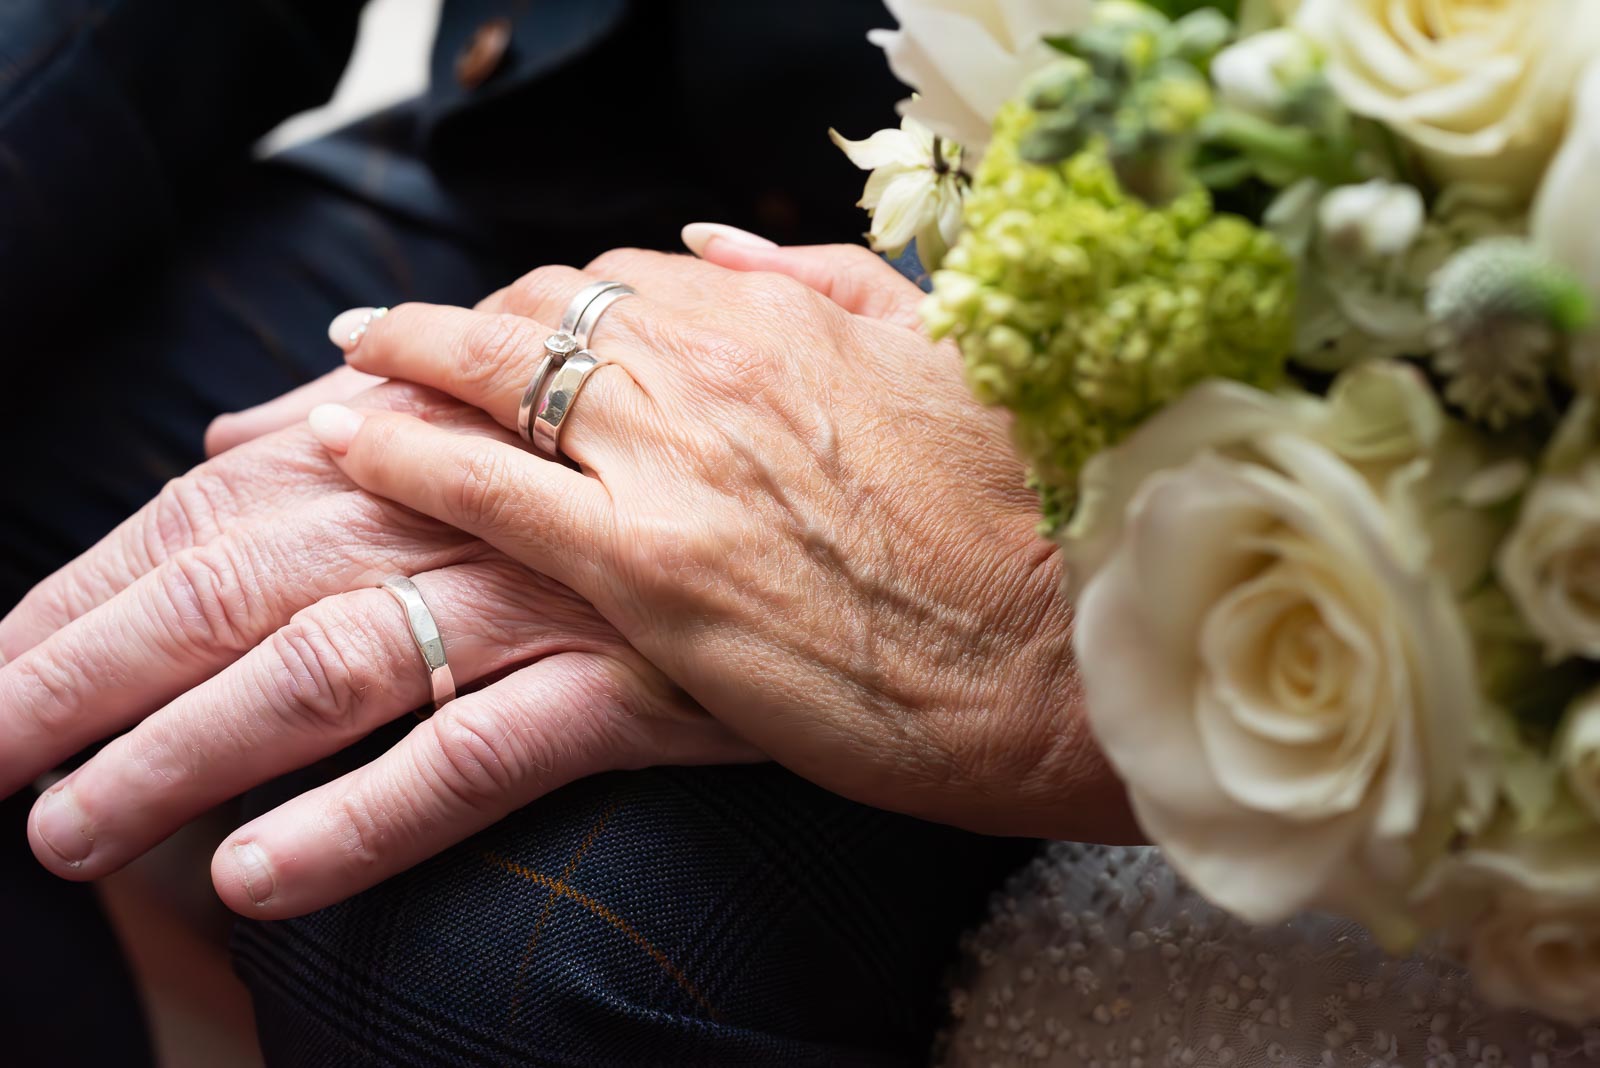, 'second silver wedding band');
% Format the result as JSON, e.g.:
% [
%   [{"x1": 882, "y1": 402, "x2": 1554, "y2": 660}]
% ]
[
  {"x1": 517, "y1": 280, "x2": 635, "y2": 456},
  {"x1": 381, "y1": 575, "x2": 456, "y2": 716}
]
